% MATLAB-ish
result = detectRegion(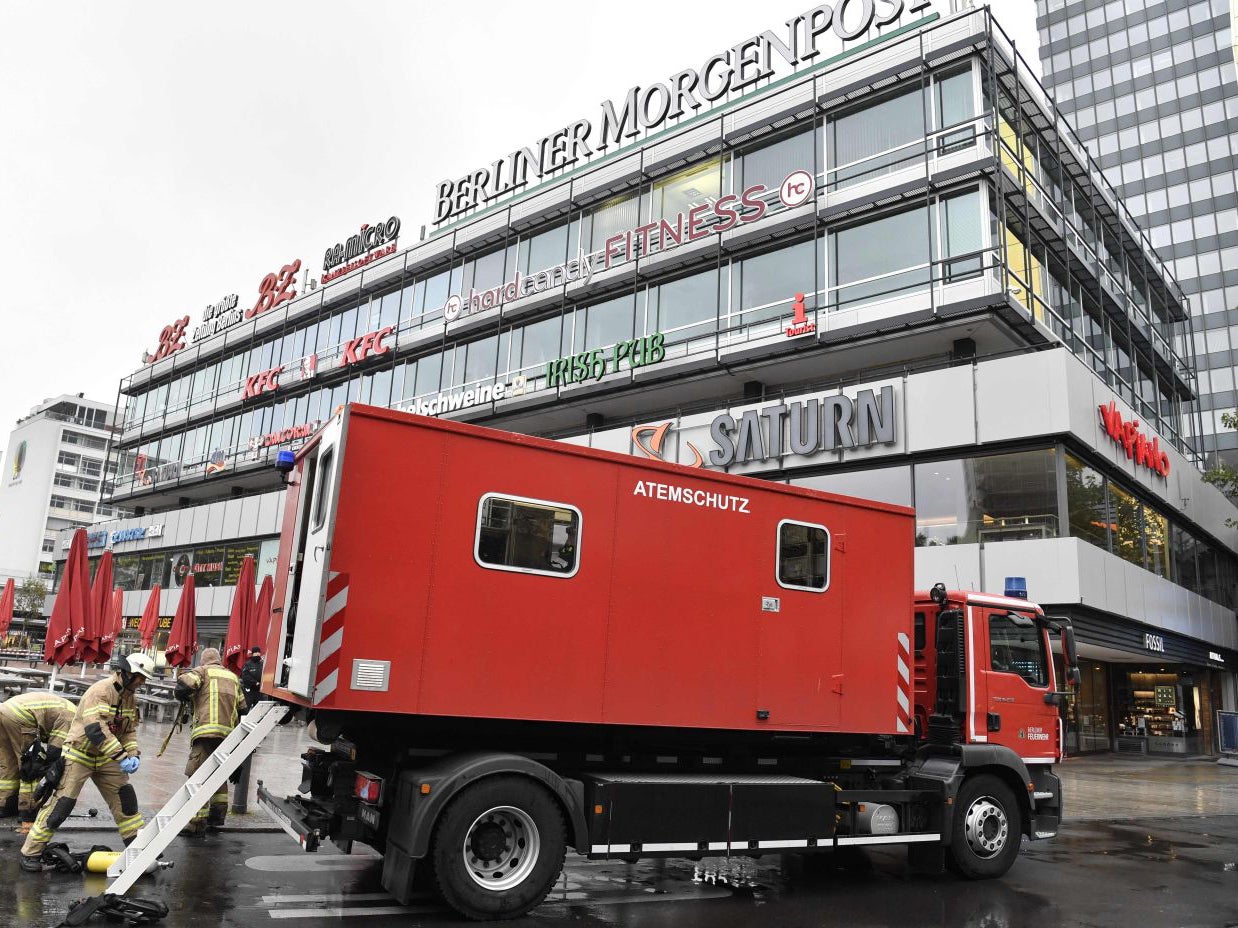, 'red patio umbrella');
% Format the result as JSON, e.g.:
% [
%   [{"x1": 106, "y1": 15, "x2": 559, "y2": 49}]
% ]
[
  {"x1": 249, "y1": 574, "x2": 274, "y2": 656},
  {"x1": 165, "y1": 573, "x2": 198, "y2": 669},
  {"x1": 223, "y1": 556, "x2": 256, "y2": 673},
  {"x1": 97, "y1": 587, "x2": 124, "y2": 663},
  {"x1": 138, "y1": 584, "x2": 162, "y2": 650},
  {"x1": 46, "y1": 529, "x2": 90, "y2": 666},
  {"x1": 0, "y1": 578, "x2": 14, "y2": 642},
  {"x1": 79, "y1": 549, "x2": 114, "y2": 664}
]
